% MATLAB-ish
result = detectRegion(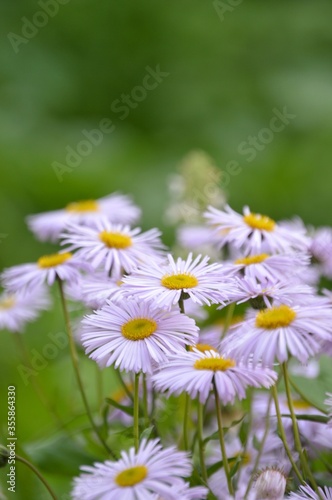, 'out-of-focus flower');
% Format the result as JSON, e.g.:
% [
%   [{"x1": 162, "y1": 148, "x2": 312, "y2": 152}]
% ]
[
  {"x1": 0, "y1": 286, "x2": 51, "y2": 332},
  {"x1": 27, "y1": 193, "x2": 141, "y2": 242}
]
